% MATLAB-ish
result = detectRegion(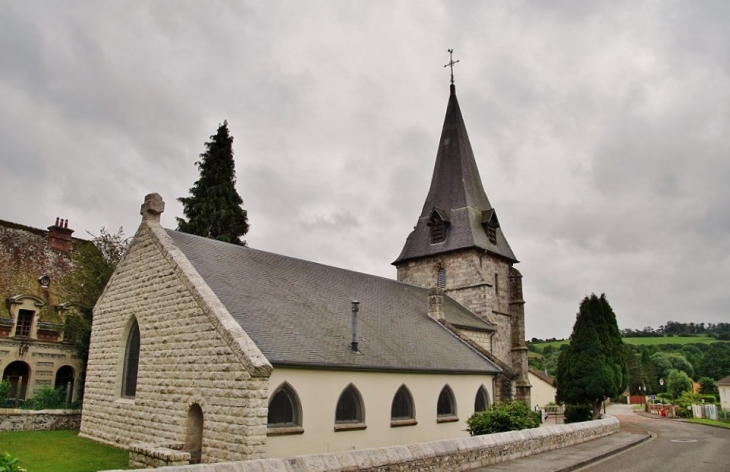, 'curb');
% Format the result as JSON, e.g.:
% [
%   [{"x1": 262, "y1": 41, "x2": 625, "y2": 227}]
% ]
[{"x1": 558, "y1": 432, "x2": 653, "y2": 472}]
